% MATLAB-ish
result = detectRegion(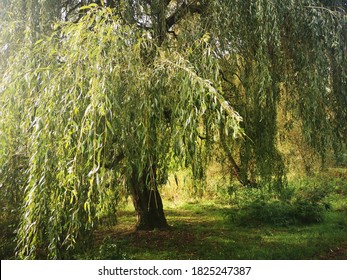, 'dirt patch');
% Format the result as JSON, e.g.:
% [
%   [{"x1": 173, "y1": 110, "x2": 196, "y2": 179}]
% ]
[
  {"x1": 96, "y1": 224, "x2": 196, "y2": 247},
  {"x1": 319, "y1": 244, "x2": 347, "y2": 260}
]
